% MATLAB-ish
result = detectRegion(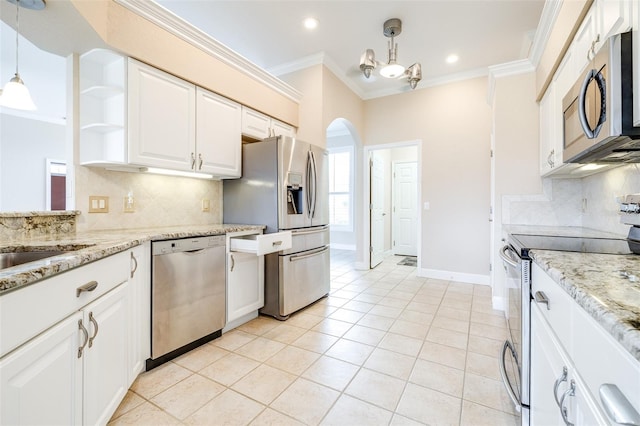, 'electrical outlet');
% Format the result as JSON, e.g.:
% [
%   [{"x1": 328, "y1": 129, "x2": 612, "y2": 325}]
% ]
[
  {"x1": 89, "y1": 196, "x2": 109, "y2": 213},
  {"x1": 202, "y1": 199, "x2": 211, "y2": 212},
  {"x1": 123, "y1": 196, "x2": 135, "y2": 213}
]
